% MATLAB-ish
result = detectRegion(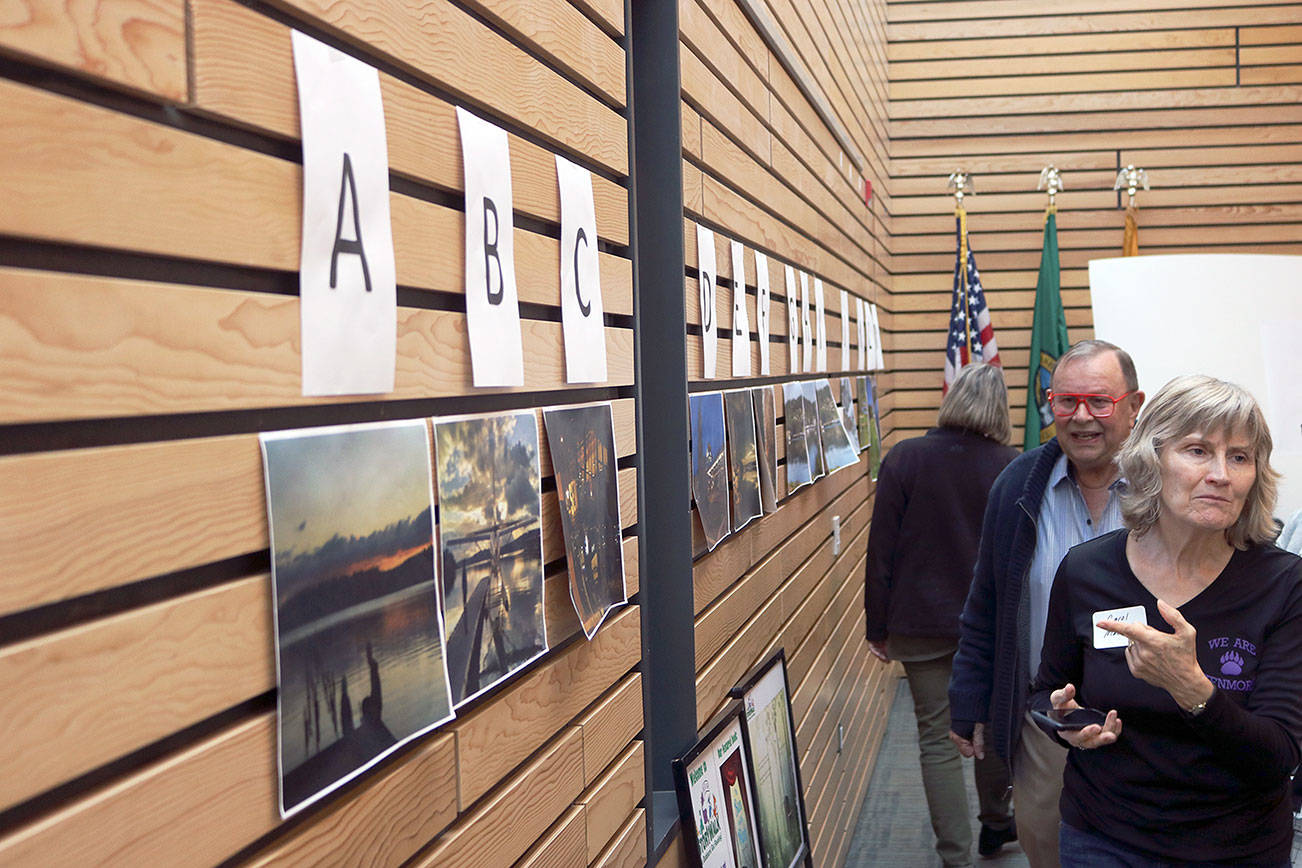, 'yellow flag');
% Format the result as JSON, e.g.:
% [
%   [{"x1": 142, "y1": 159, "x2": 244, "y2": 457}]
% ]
[{"x1": 1123, "y1": 205, "x2": 1139, "y2": 256}]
